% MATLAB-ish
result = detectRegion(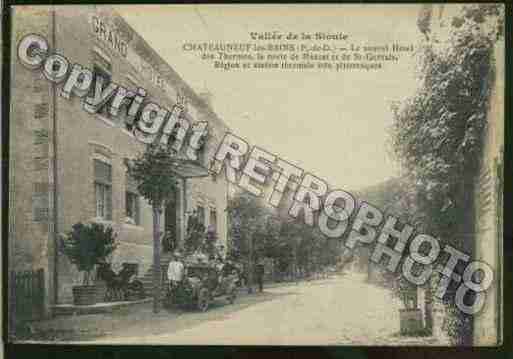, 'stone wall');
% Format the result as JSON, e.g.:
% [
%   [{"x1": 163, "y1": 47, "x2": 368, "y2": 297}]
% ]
[{"x1": 10, "y1": 6, "x2": 55, "y2": 317}]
